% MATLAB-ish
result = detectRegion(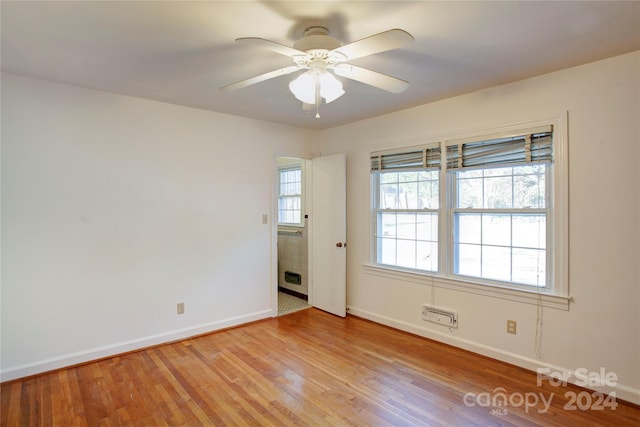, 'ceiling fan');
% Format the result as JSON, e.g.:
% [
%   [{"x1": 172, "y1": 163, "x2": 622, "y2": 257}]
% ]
[{"x1": 221, "y1": 26, "x2": 414, "y2": 117}]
